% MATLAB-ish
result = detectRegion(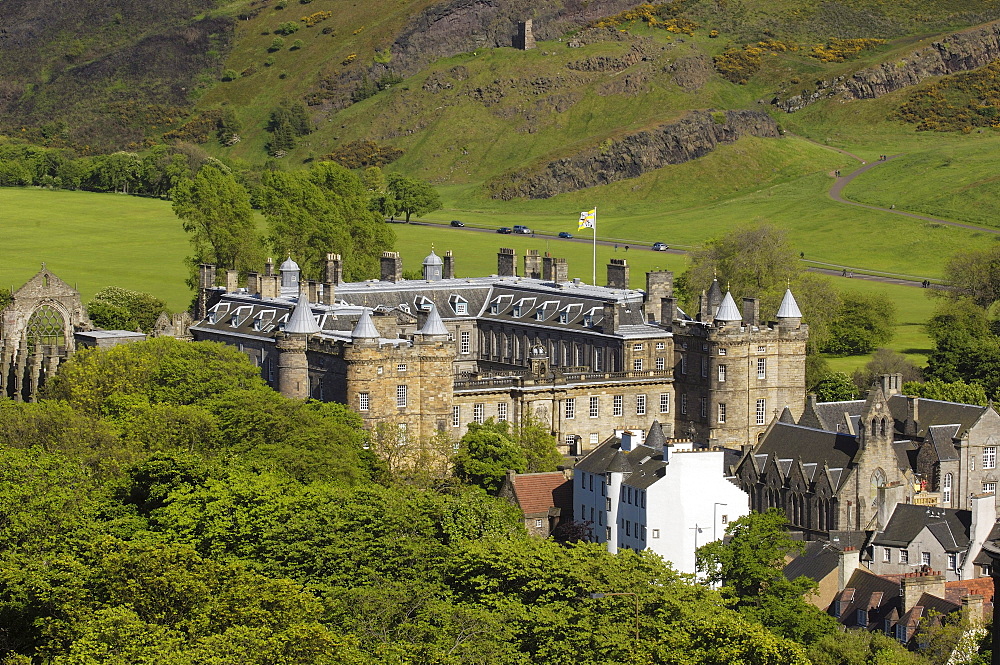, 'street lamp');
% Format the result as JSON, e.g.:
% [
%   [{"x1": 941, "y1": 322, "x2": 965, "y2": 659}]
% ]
[{"x1": 589, "y1": 592, "x2": 640, "y2": 641}]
